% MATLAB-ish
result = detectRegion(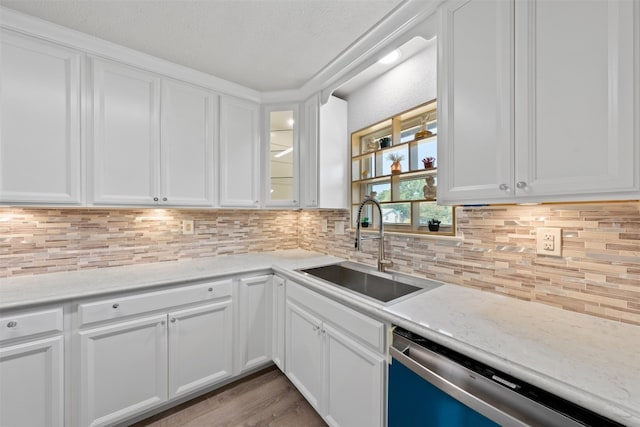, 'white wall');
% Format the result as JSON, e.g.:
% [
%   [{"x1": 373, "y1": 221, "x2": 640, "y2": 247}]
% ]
[{"x1": 344, "y1": 40, "x2": 437, "y2": 134}]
